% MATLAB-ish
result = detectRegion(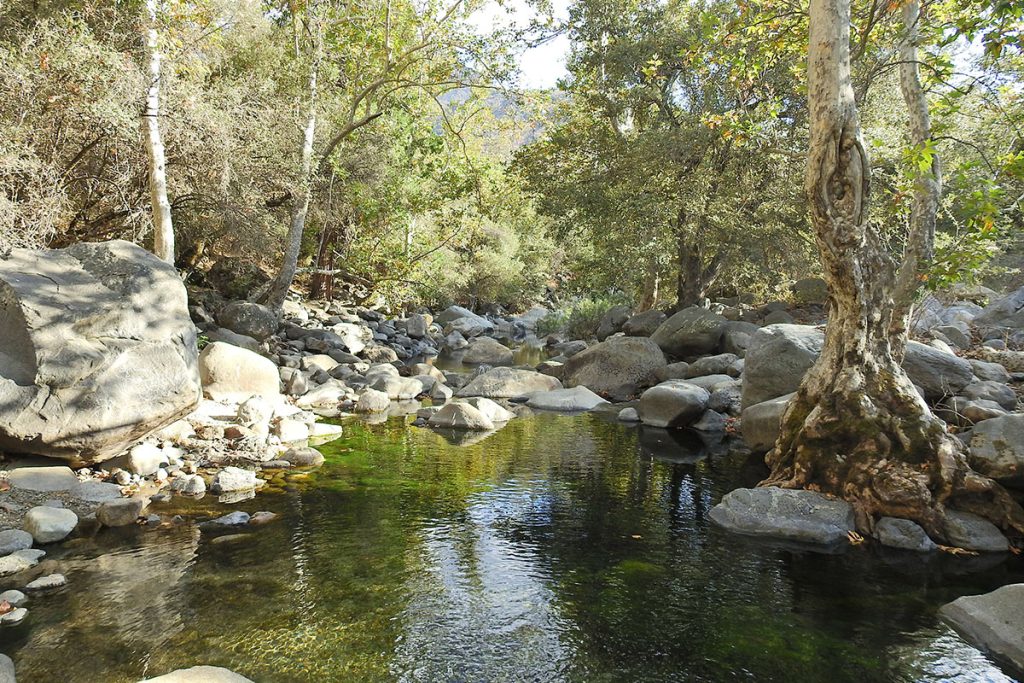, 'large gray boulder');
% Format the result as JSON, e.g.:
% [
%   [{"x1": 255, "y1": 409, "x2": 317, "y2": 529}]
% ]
[
  {"x1": 741, "y1": 393, "x2": 794, "y2": 452},
  {"x1": 969, "y1": 413, "x2": 1024, "y2": 486},
  {"x1": 0, "y1": 241, "x2": 201, "y2": 463},
  {"x1": 650, "y1": 307, "x2": 728, "y2": 358},
  {"x1": 456, "y1": 367, "x2": 561, "y2": 398},
  {"x1": 902, "y1": 341, "x2": 973, "y2": 402},
  {"x1": 596, "y1": 305, "x2": 631, "y2": 341},
  {"x1": 622, "y1": 309, "x2": 667, "y2": 337},
  {"x1": 944, "y1": 511, "x2": 1008, "y2": 552},
  {"x1": 562, "y1": 336, "x2": 666, "y2": 400},
  {"x1": 742, "y1": 325, "x2": 972, "y2": 408},
  {"x1": 973, "y1": 286, "x2": 1024, "y2": 330},
  {"x1": 638, "y1": 381, "x2": 710, "y2": 428},
  {"x1": 436, "y1": 305, "x2": 480, "y2": 324},
  {"x1": 217, "y1": 301, "x2": 277, "y2": 341},
  {"x1": 940, "y1": 584, "x2": 1024, "y2": 673},
  {"x1": 709, "y1": 487, "x2": 855, "y2": 545},
  {"x1": 874, "y1": 517, "x2": 936, "y2": 552},
  {"x1": 461, "y1": 337, "x2": 513, "y2": 365},
  {"x1": 721, "y1": 320, "x2": 761, "y2": 356},
  {"x1": 741, "y1": 325, "x2": 824, "y2": 409}
]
